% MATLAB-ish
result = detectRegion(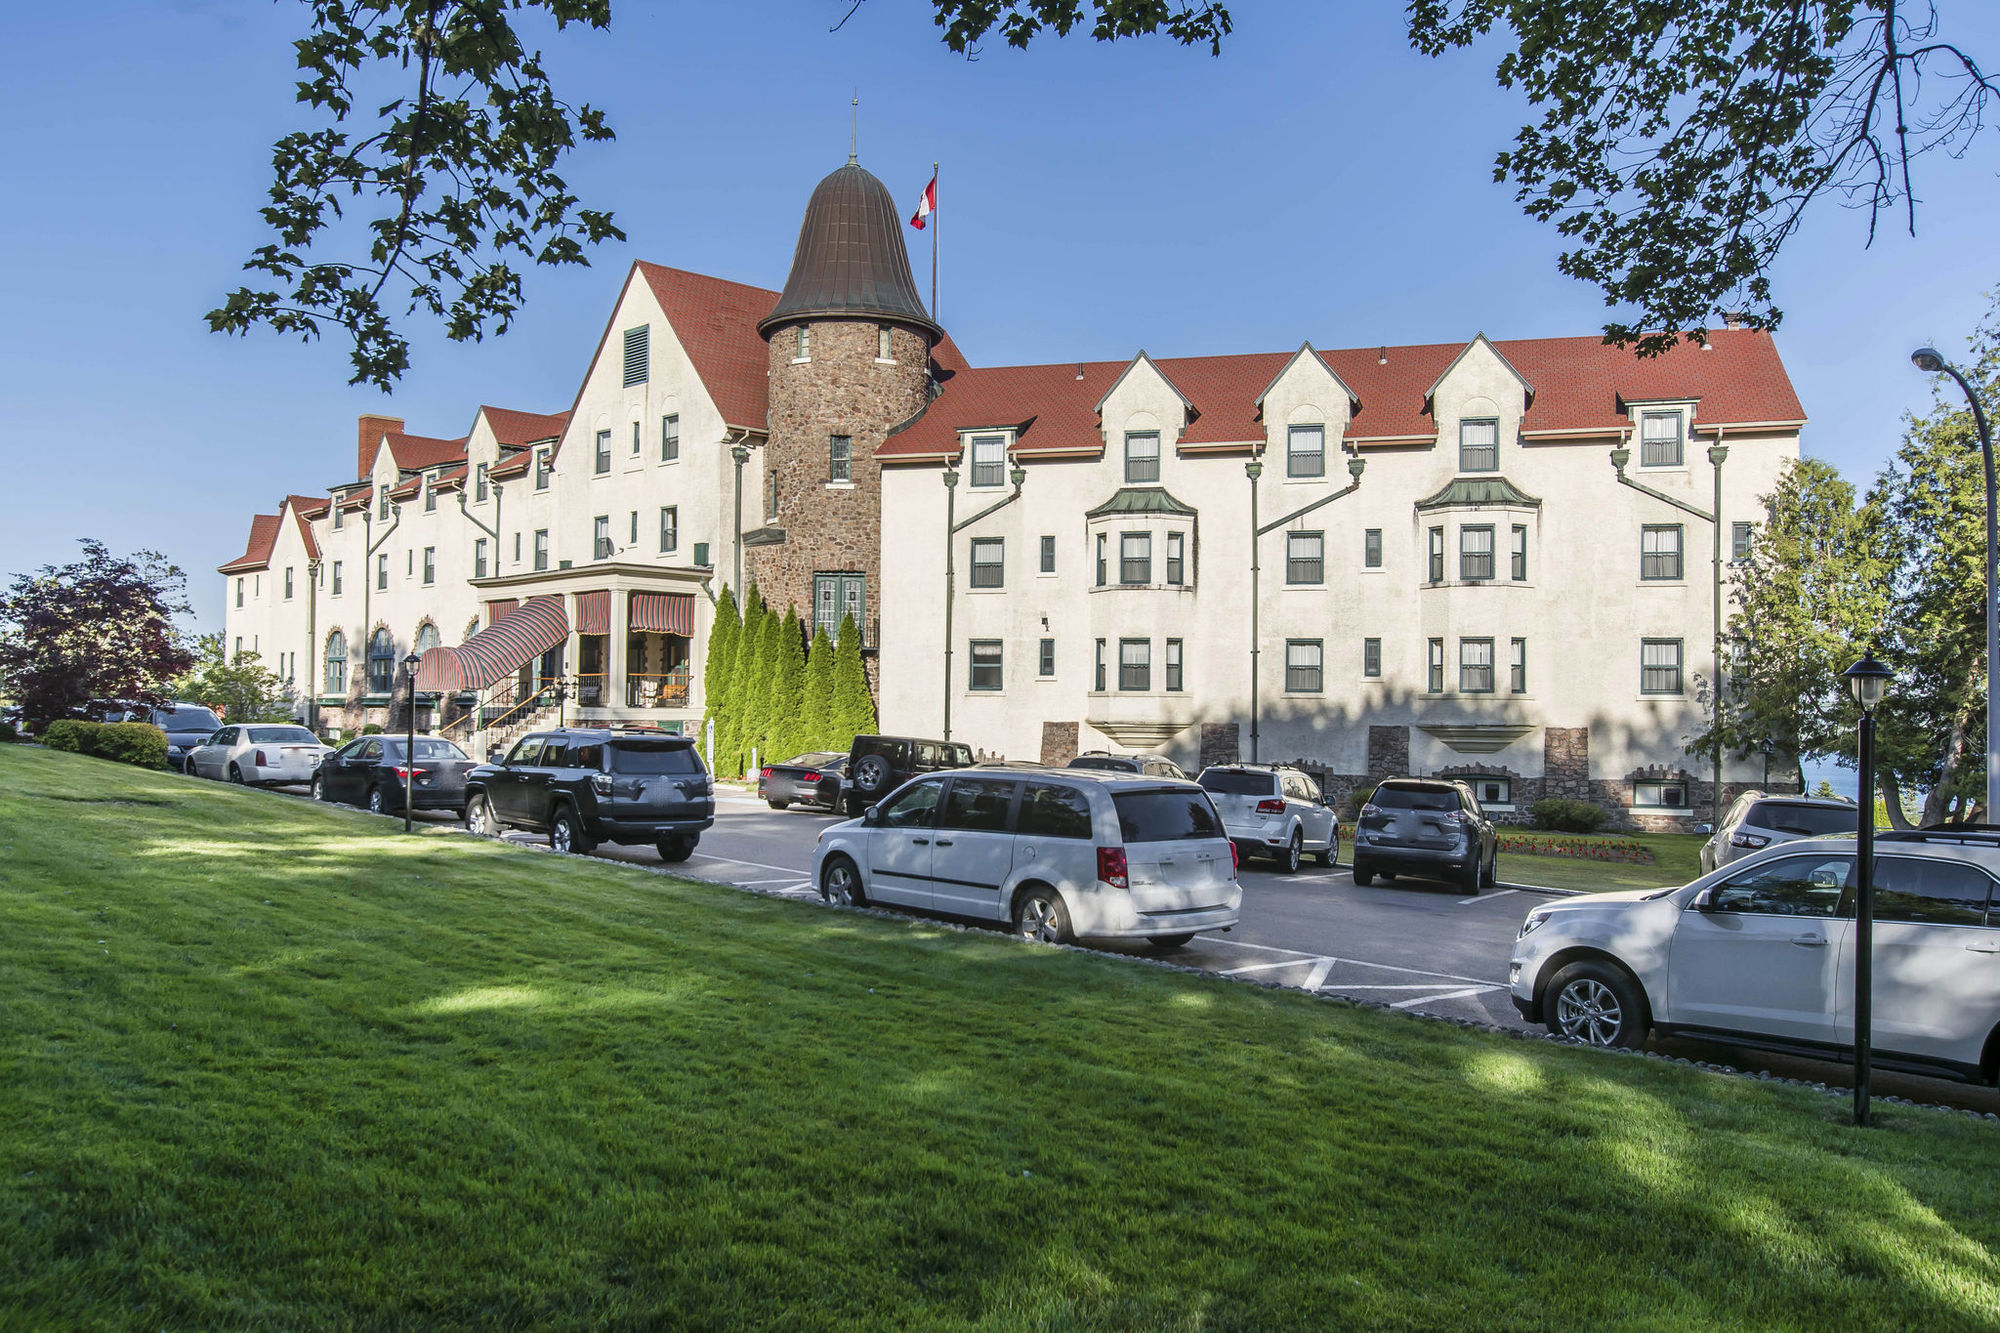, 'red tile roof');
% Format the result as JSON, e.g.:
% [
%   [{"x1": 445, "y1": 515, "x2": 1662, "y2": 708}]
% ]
[
  {"x1": 336, "y1": 486, "x2": 372, "y2": 512},
  {"x1": 881, "y1": 329, "x2": 1804, "y2": 459},
  {"x1": 383, "y1": 432, "x2": 468, "y2": 470},
  {"x1": 481, "y1": 406, "x2": 569, "y2": 449},
  {"x1": 489, "y1": 452, "x2": 534, "y2": 480},
  {"x1": 284, "y1": 495, "x2": 328, "y2": 560},
  {"x1": 219, "y1": 513, "x2": 281, "y2": 573}
]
